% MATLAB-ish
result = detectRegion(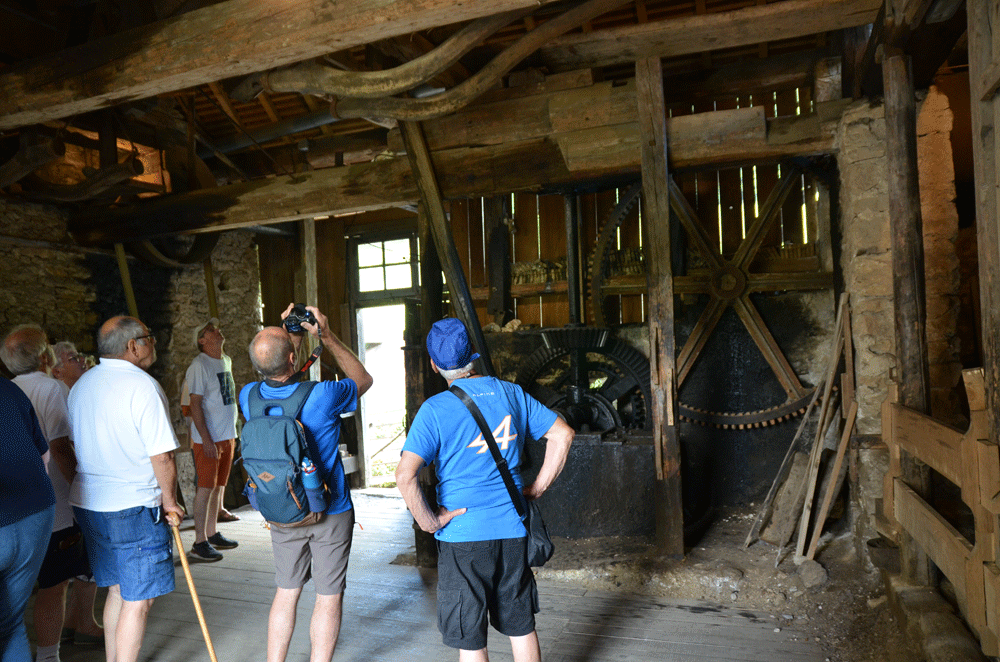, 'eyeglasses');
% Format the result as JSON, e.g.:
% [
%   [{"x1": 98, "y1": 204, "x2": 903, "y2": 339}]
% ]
[
  {"x1": 65, "y1": 354, "x2": 86, "y2": 364},
  {"x1": 133, "y1": 333, "x2": 157, "y2": 345}
]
